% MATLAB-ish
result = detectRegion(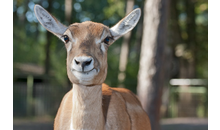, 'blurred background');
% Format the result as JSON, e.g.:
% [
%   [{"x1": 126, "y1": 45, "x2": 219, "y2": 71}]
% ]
[{"x1": 13, "y1": 0, "x2": 208, "y2": 130}]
